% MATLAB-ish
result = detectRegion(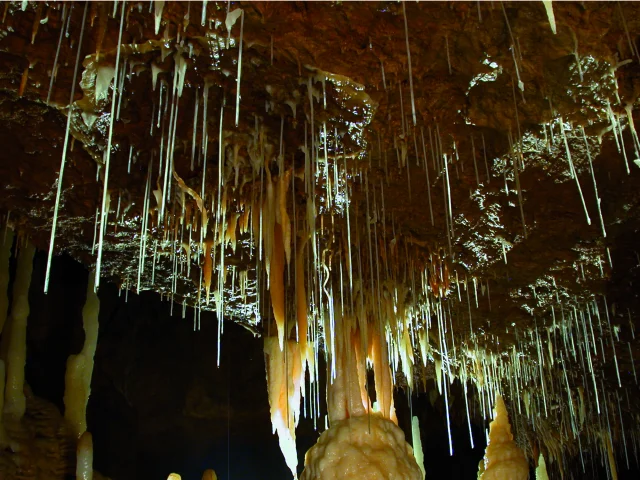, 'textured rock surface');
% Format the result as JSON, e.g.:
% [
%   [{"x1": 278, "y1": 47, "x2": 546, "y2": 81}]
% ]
[{"x1": 301, "y1": 414, "x2": 422, "y2": 480}]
